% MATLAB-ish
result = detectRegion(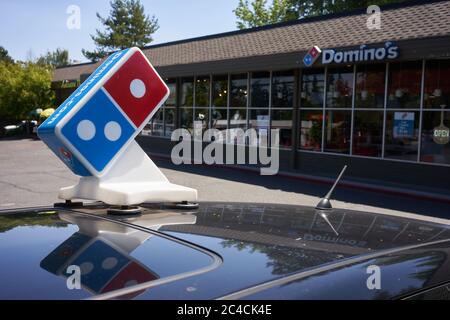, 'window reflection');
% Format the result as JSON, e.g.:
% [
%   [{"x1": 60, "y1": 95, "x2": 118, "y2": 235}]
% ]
[
  {"x1": 424, "y1": 59, "x2": 450, "y2": 109},
  {"x1": 229, "y1": 108, "x2": 247, "y2": 144},
  {"x1": 147, "y1": 108, "x2": 164, "y2": 137},
  {"x1": 387, "y1": 61, "x2": 422, "y2": 108},
  {"x1": 385, "y1": 111, "x2": 419, "y2": 161},
  {"x1": 421, "y1": 111, "x2": 450, "y2": 164},
  {"x1": 165, "y1": 79, "x2": 177, "y2": 107},
  {"x1": 180, "y1": 107, "x2": 193, "y2": 133},
  {"x1": 249, "y1": 109, "x2": 269, "y2": 147},
  {"x1": 212, "y1": 75, "x2": 228, "y2": 108},
  {"x1": 194, "y1": 107, "x2": 209, "y2": 132},
  {"x1": 326, "y1": 66, "x2": 353, "y2": 108},
  {"x1": 353, "y1": 111, "x2": 383, "y2": 157},
  {"x1": 230, "y1": 74, "x2": 248, "y2": 108},
  {"x1": 195, "y1": 75, "x2": 210, "y2": 107},
  {"x1": 272, "y1": 70, "x2": 294, "y2": 108},
  {"x1": 211, "y1": 108, "x2": 227, "y2": 131},
  {"x1": 250, "y1": 71, "x2": 270, "y2": 108},
  {"x1": 181, "y1": 77, "x2": 194, "y2": 107},
  {"x1": 164, "y1": 107, "x2": 175, "y2": 138},
  {"x1": 301, "y1": 69, "x2": 324, "y2": 108},
  {"x1": 272, "y1": 110, "x2": 292, "y2": 148},
  {"x1": 300, "y1": 110, "x2": 323, "y2": 151},
  {"x1": 324, "y1": 110, "x2": 351, "y2": 154},
  {"x1": 355, "y1": 64, "x2": 385, "y2": 108}
]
